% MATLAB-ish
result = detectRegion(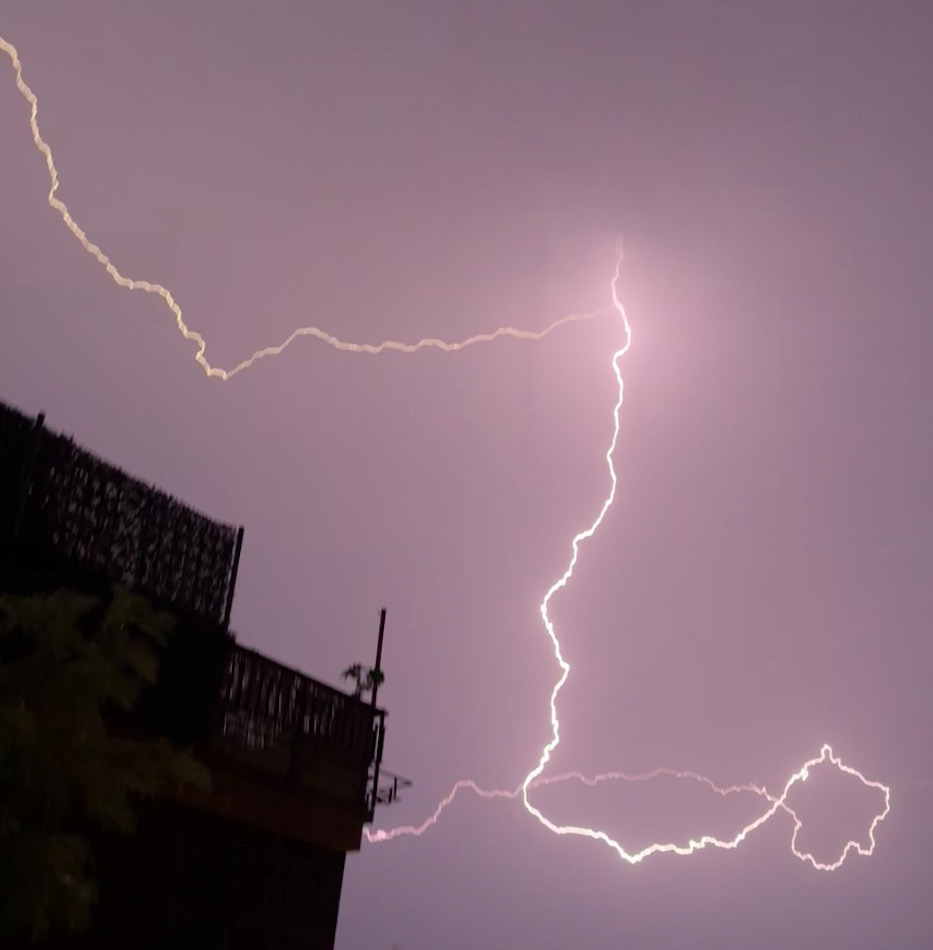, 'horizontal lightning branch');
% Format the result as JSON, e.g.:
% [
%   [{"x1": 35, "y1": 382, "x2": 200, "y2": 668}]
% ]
[
  {"x1": 366, "y1": 746, "x2": 891, "y2": 871},
  {"x1": 0, "y1": 36, "x2": 605, "y2": 379},
  {"x1": 1, "y1": 35, "x2": 891, "y2": 871}
]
